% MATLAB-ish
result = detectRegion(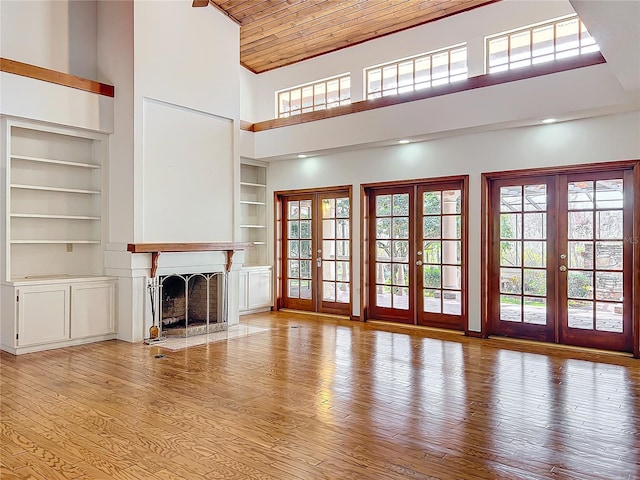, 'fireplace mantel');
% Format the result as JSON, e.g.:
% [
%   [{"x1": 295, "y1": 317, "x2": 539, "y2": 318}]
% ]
[{"x1": 127, "y1": 242, "x2": 253, "y2": 277}]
